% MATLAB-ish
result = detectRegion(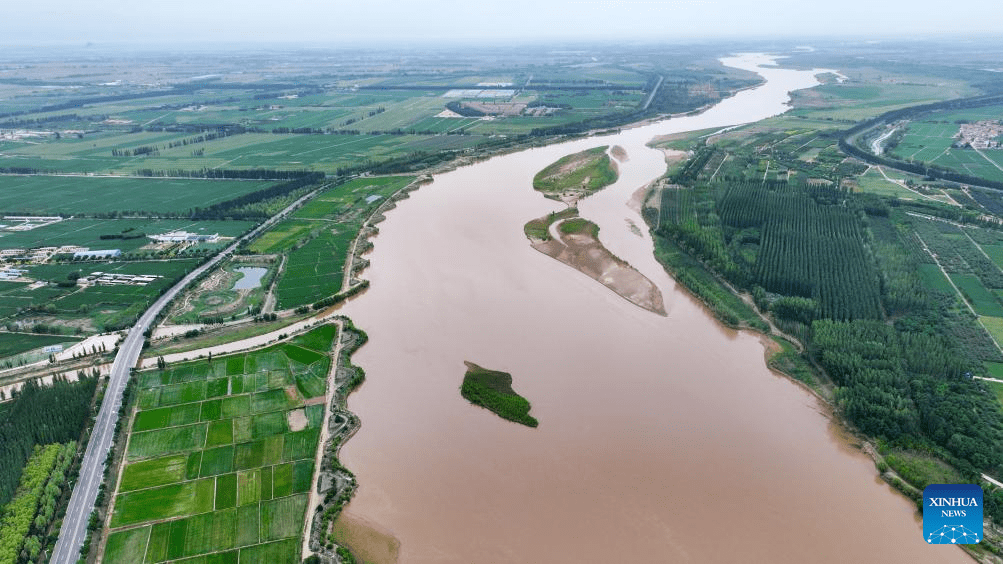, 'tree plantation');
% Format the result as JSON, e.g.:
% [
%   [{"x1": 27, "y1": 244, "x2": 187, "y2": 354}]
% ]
[
  {"x1": 659, "y1": 180, "x2": 883, "y2": 321},
  {"x1": 0, "y1": 379, "x2": 97, "y2": 506},
  {"x1": 649, "y1": 140, "x2": 1003, "y2": 482}
]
